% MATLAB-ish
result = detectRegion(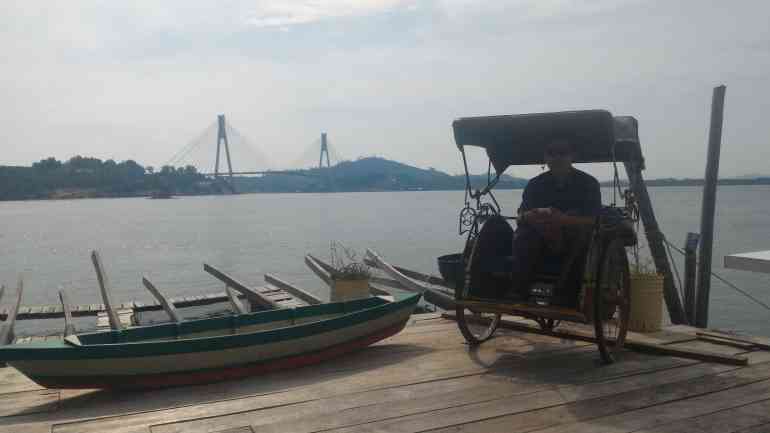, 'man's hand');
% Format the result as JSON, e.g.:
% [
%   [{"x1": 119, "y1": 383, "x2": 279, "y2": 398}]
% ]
[
  {"x1": 548, "y1": 207, "x2": 567, "y2": 226},
  {"x1": 522, "y1": 208, "x2": 564, "y2": 226},
  {"x1": 522, "y1": 208, "x2": 549, "y2": 224}
]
